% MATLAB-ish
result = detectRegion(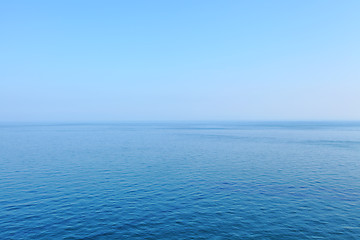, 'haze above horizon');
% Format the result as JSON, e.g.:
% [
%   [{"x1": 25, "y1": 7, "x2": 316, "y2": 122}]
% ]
[{"x1": 1, "y1": 1, "x2": 359, "y2": 121}]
